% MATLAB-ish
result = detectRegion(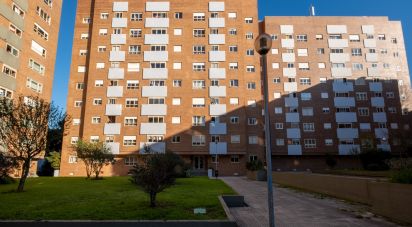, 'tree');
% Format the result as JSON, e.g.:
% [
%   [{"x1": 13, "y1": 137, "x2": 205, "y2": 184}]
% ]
[
  {"x1": 129, "y1": 153, "x2": 183, "y2": 207},
  {"x1": 0, "y1": 152, "x2": 18, "y2": 184},
  {"x1": 74, "y1": 140, "x2": 115, "y2": 179},
  {"x1": 0, "y1": 95, "x2": 70, "y2": 192},
  {"x1": 45, "y1": 151, "x2": 61, "y2": 170}
]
